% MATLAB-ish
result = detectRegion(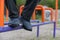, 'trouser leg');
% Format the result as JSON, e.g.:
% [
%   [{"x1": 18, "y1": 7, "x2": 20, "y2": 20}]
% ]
[
  {"x1": 21, "y1": 0, "x2": 41, "y2": 21},
  {"x1": 5, "y1": 0, "x2": 18, "y2": 18}
]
